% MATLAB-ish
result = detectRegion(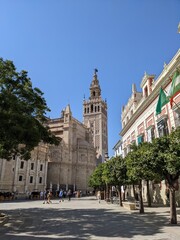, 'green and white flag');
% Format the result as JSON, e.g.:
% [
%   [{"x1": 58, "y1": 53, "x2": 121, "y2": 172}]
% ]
[
  {"x1": 169, "y1": 71, "x2": 180, "y2": 107},
  {"x1": 156, "y1": 88, "x2": 169, "y2": 115}
]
